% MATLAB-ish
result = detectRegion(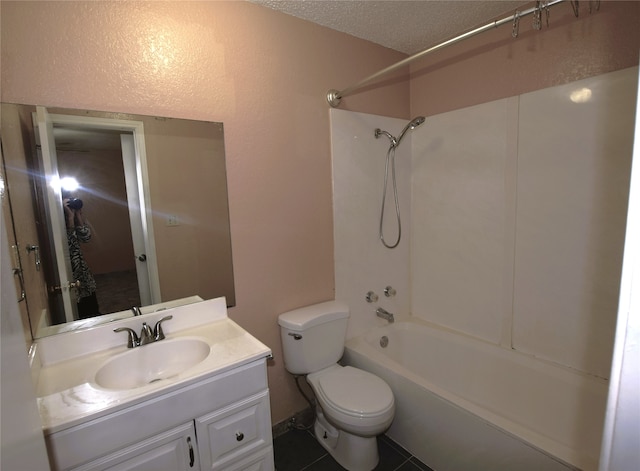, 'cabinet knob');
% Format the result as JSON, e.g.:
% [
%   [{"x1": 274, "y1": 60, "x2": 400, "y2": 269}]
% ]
[{"x1": 236, "y1": 432, "x2": 244, "y2": 442}]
